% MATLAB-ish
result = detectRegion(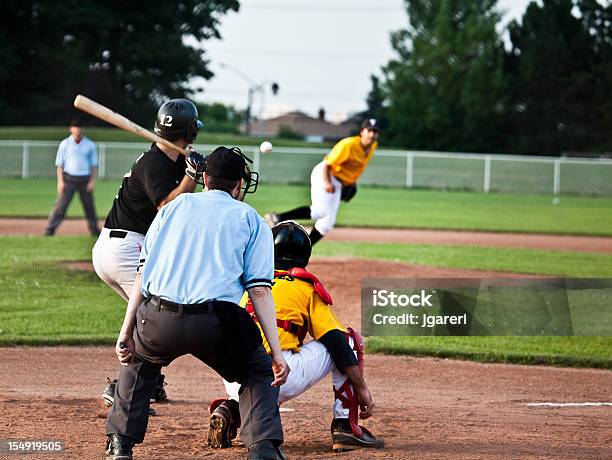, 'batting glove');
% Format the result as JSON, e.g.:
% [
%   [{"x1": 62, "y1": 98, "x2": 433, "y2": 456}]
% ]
[{"x1": 185, "y1": 150, "x2": 206, "y2": 182}]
